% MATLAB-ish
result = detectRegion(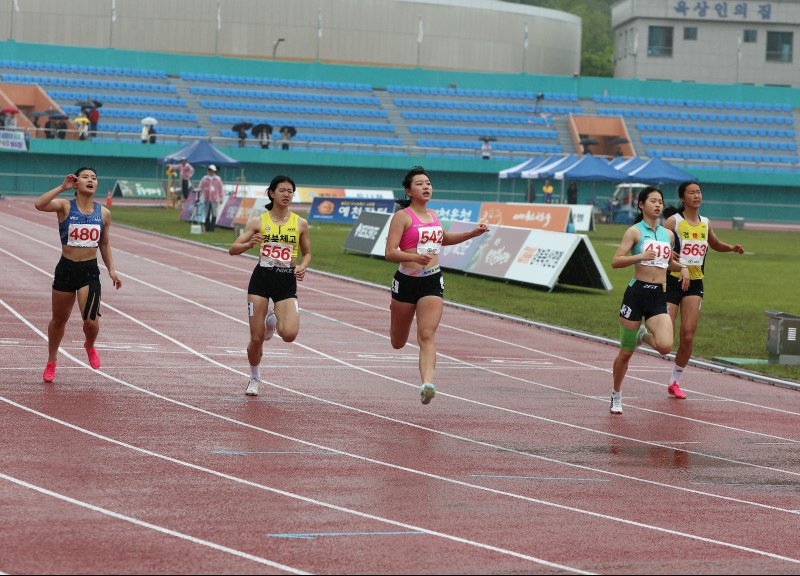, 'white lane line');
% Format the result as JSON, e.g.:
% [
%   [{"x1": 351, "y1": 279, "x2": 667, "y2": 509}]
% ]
[
  {"x1": 2, "y1": 248, "x2": 800, "y2": 509},
  {"x1": 0, "y1": 472, "x2": 309, "y2": 575},
  {"x1": 1, "y1": 300, "x2": 798, "y2": 568},
  {"x1": 0, "y1": 397, "x2": 592, "y2": 575}
]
